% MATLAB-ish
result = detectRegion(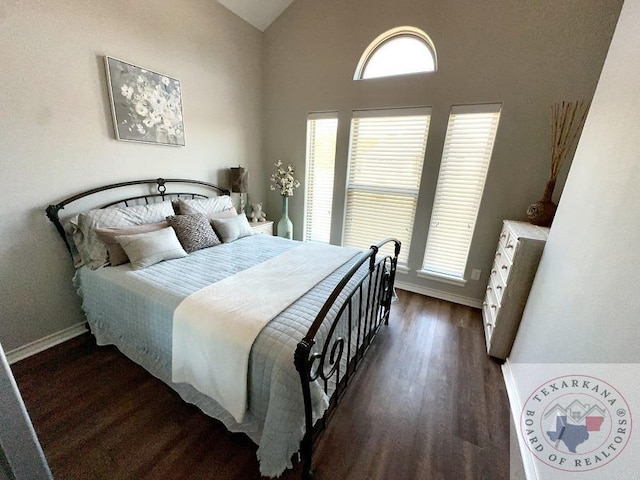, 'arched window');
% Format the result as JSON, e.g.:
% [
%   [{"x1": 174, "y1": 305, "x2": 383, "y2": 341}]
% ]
[{"x1": 354, "y1": 26, "x2": 437, "y2": 80}]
